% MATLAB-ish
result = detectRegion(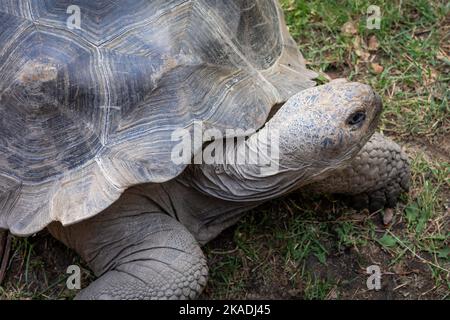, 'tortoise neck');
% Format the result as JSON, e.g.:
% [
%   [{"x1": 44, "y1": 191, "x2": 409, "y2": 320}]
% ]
[{"x1": 179, "y1": 126, "x2": 319, "y2": 202}]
